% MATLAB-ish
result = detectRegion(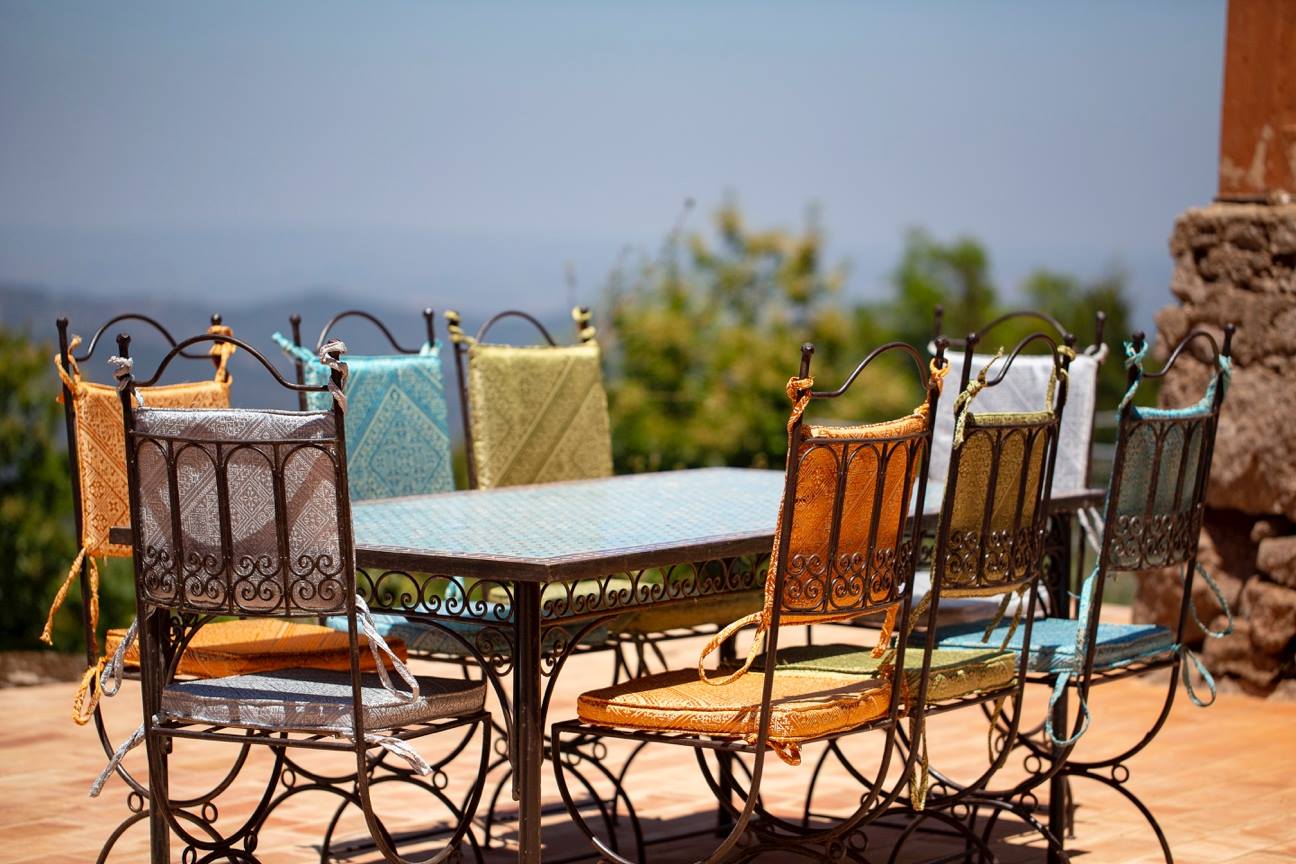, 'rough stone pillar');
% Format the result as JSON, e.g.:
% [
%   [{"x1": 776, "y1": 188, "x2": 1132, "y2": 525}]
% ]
[
  {"x1": 1134, "y1": 205, "x2": 1296, "y2": 696},
  {"x1": 1132, "y1": 0, "x2": 1296, "y2": 697}
]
